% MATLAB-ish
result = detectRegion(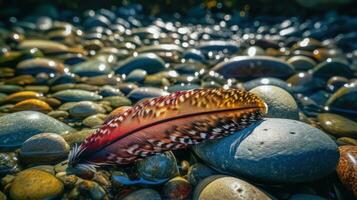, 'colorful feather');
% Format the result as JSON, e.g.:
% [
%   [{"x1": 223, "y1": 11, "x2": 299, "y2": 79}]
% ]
[{"x1": 68, "y1": 88, "x2": 267, "y2": 168}]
